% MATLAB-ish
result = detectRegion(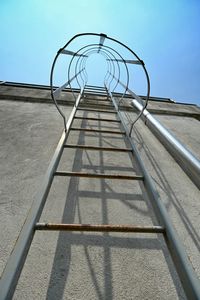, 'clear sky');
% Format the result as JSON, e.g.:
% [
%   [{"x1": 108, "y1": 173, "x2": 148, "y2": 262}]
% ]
[{"x1": 1, "y1": 0, "x2": 200, "y2": 105}]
